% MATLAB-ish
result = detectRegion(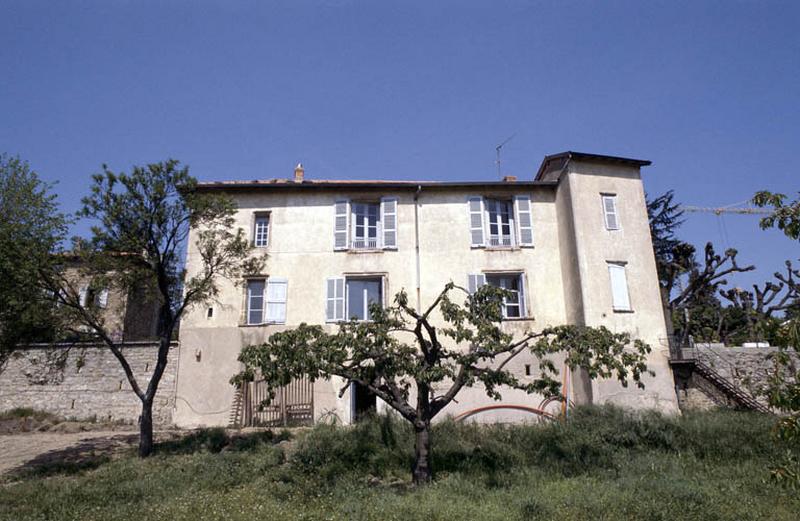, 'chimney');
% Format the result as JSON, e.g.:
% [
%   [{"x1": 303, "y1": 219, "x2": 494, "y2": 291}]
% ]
[
  {"x1": 502, "y1": 175, "x2": 517, "y2": 182},
  {"x1": 293, "y1": 163, "x2": 304, "y2": 183}
]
